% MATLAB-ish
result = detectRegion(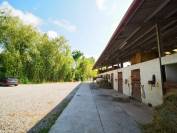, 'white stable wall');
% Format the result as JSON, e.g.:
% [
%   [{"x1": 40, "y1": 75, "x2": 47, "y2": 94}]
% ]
[
  {"x1": 100, "y1": 70, "x2": 118, "y2": 91},
  {"x1": 118, "y1": 59, "x2": 163, "y2": 106},
  {"x1": 162, "y1": 53, "x2": 177, "y2": 65},
  {"x1": 99, "y1": 53, "x2": 177, "y2": 106}
]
